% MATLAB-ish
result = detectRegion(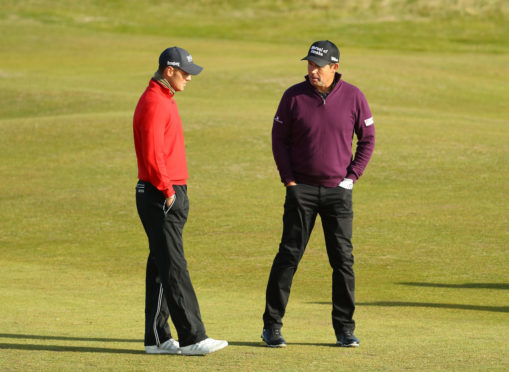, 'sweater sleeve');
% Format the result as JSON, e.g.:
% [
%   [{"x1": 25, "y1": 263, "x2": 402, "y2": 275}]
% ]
[
  {"x1": 346, "y1": 89, "x2": 375, "y2": 182},
  {"x1": 272, "y1": 91, "x2": 295, "y2": 185}
]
